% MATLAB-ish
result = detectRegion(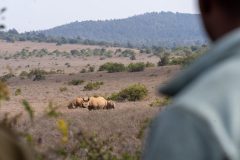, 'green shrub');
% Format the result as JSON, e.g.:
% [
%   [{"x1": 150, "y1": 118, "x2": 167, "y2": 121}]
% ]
[
  {"x1": 33, "y1": 74, "x2": 46, "y2": 81},
  {"x1": 108, "y1": 84, "x2": 148, "y2": 102},
  {"x1": 65, "y1": 63, "x2": 71, "y2": 68},
  {"x1": 130, "y1": 54, "x2": 136, "y2": 60},
  {"x1": 121, "y1": 49, "x2": 135, "y2": 58},
  {"x1": 99, "y1": 62, "x2": 126, "y2": 73},
  {"x1": 0, "y1": 73, "x2": 15, "y2": 82},
  {"x1": 170, "y1": 54, "x2": 200, "y2": 66},
  {"x1": 149, "y1": 97, "x2": 170, "y2": 107},
  {"x1": 84, "y1": 81, "x2": 104, "y2": 91},
  {"x1": 15, "y1": 88, "x2": 21, "y2": 96},
  {"x1": 88, "y1": 66, "x2": 95, "y2": 72},
  {"x1": 28, "y1": 69, "x2": 47, "y2": 81},
  {"x1": 80, "y1": 68, "x2": 87, "y2": 73},
  {"x1": 127, "y1": 62, "x2": 145, "y2": 72},
  {"x1": 136, "y1": 118, "x2": 151, "y2": 140},
  {"x1": 70, "y1": 49, "x2": 80, "y2": 56},
  {"x1": 19, "y1": 71, "x2": 29, "y2": 77},
  {"x1": 68, "y1": 80, "x2": 85, "y2": 86},
  {"x1": 145, "y1": 62, "x2": 155, "y2": 68},
  {"x1": 33, "y1": 74, "x2": 45, "y2": 81},
  {"x1": 45, "y1": 102, "x2": 61, "y2": 118},
  {"x1": 158, "y1": 54, "x2": 170, "y2": 66},
  {"x1": 59, "y1": 87, "x2": 68, "y2": 92},
  {"x1": 120, "y1": 152, "x2": 141, "y2": 160}
]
